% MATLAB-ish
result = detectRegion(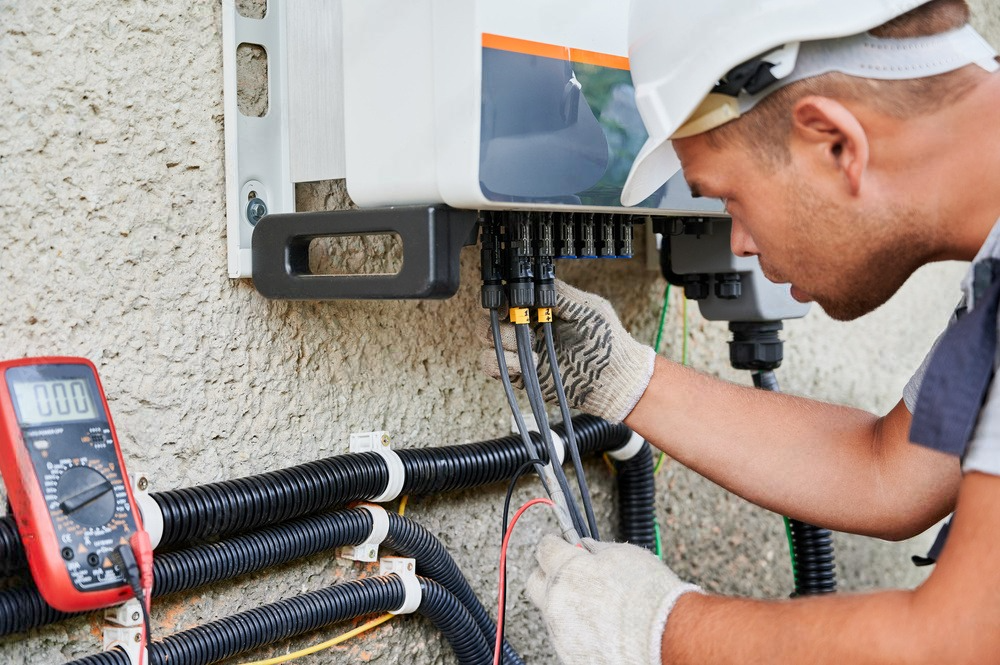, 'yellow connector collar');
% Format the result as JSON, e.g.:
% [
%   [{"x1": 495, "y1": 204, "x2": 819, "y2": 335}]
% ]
[
  {"x1": 536, "y1": 308, "x2": 553, "y2": 323},
  {"x1": 509, "y1": 307, "x2": 530, "y2": 325}
]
